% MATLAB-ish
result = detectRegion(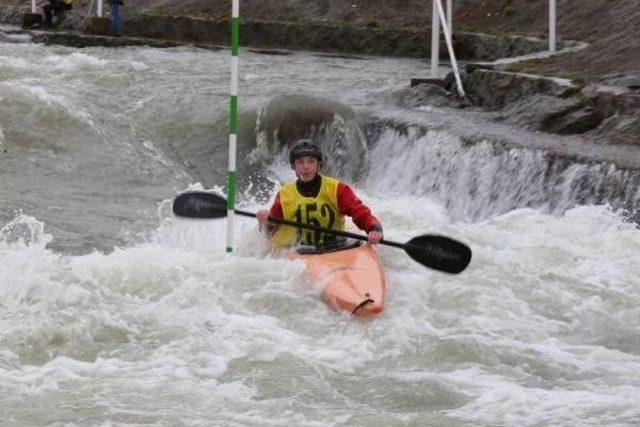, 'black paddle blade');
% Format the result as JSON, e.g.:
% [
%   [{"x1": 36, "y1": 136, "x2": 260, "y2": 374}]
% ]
[
  {"x1": 172, "y1": 192, "x2": 228, "y2": 219},
  {"x1": 404, "y1": 235, "x2": 472, "y2": 274}
]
